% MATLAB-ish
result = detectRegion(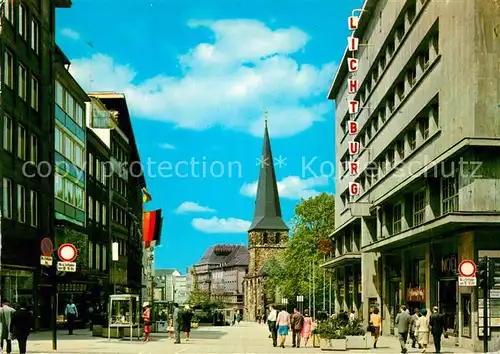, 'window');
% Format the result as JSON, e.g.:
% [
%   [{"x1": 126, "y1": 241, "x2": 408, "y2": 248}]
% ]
[
  {"x1": 74, "y1": 186, "x2": 83, "y2": 210},
  {"x1": 56, "y1": 81, "x2": 64, "y2": 107},
  {"x1": 55, "y1": 127, "x2": 63, "y2": 153},
  {"x1": 64, "y1": 179, "x2": 74, "y2": 205},
  {"x1": 88, "y1": 196, "x2": 93, "y2": 219},
  {"x1": 407, "y1": 128, "x2": 416, "y2": 151},
  {"x1": 29, "y1": 134, "x2": 38, "y2": 163},
  {"x1": 397, "y1": 81, "x2": 405, "y2": 100},
  {"x1": 274, "y1": 232, "x2": 280, "y2": 244},
  {"x1": 17, "y1": 184, "x2": 26, "y2": 223},
  {"x1": 387, "y1": 95, "x2": 395, "y2": 113},
  {"x1": 103, "y1": 245, "x2": 107, "y2": 270},
  {"x1": 393, "y1": 202, "x2": 402, "y2": 234},
  {"x1": 408, "y1": 66, "x2": 417, "y2": 87},
  {"x1": 31, "y1": 76, "x2": 39, "y2": 110},
  {"x1": 407, "y1": 0, "x2": 417, "y2": 24},
  {"x1": 102, "y1": 205, "x2": 107, "y2": 225},
  {"x1": 396, "y1": 140, "x2": 405, "y2": 160},
  {"x1": 96, "y1": 158, "x2": 101, "y2": 181},
  {"x1": 18, "y1": 64, "x2": 27, "y2": 100},
  {"x1": 421, "y1": 47, "x2": 430, "y2": 70},
  {"x1": 2, "y1": 178, "x2": 13, "y2": 218},
  {"x1": 64, "y1": 136, "x2": 73, "y2": 161},
  {"x1": 75, "y1": 104, "x2": 84, "y2": 127},
  {"x1": 31, "y1": 20, "x2": 40, "y2": 54},
  {"x1": 442, "y1": 175, "x2": 458, "y2": 214},
  {"x1": 4, "y1": 0, "x2": 13, "y2": 22},
  {"x1": 18, "y1": 4, "x2": 28, "y2": 40},
  {"x1": 4, "y1": 50, "x2": 14, "y2": 88},
  {"x1": 88, "y1": 241, "x2": 93, "y2": 268},
  {"x1": 419, "y1": 116, "x2": 429, "y2": 140},
  {"x1": 101, "y1": 163, "x2": 107, "y2": 185},
  {"x1": 17, "y1": 125, "x2": 26, "y2": 160},
  {"x1": 55, "y1": 174, "x2": 64, "y2": 200},
  {"x1": 30, "y1": 190, "x2": 38, "y2": 227},
  {"x1": 88, "y1": 153, "x2": 94, "y2": 176},
  {"x1": 387, "y1": 149, "x2": 395, "y2": 168},
  {"x1": 379, "y1": 109, "x2": 386, "y2": 123},
  {"x1": 413, "y1": 187, "x2": 427, "y2": 226},
  {"x1": 396, "y1": 22, "x2": 405, "y2": 41},
  {"x1": 3, "y1": 115, "x2": 13, "y2": 152},
  {"x1": 96, "y1": 201, "x2": 100, "y2": 222},
  {"x1": 75, "y1": 144, "x2": 83, "y2": 168},
  {"x1": 65, "y1": 93, "x2": 74, "y2": 118},
  {"x1": 96, "y1": 244, "x2": 101, "y2": 270}
]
